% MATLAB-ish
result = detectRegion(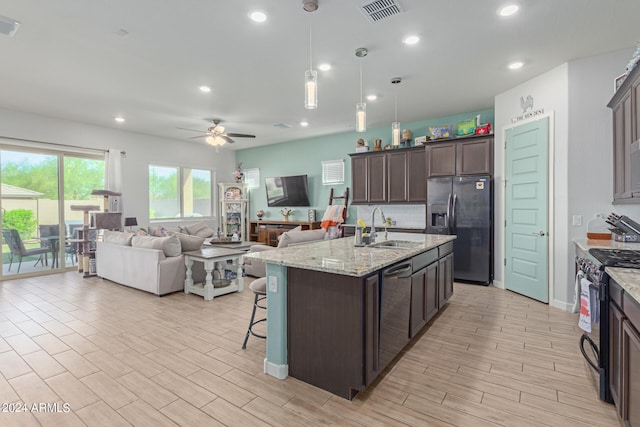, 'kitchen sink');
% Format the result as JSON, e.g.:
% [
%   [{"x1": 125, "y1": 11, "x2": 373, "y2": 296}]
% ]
[{"x1": 369, "y1": 240, "x2": 418, "y2": 249}]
